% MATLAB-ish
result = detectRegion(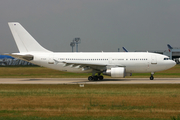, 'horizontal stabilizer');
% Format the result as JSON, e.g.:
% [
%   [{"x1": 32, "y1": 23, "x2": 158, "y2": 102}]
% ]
[{"x1": 3, "y1": 53, "x2": 33, "y2": 61}]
